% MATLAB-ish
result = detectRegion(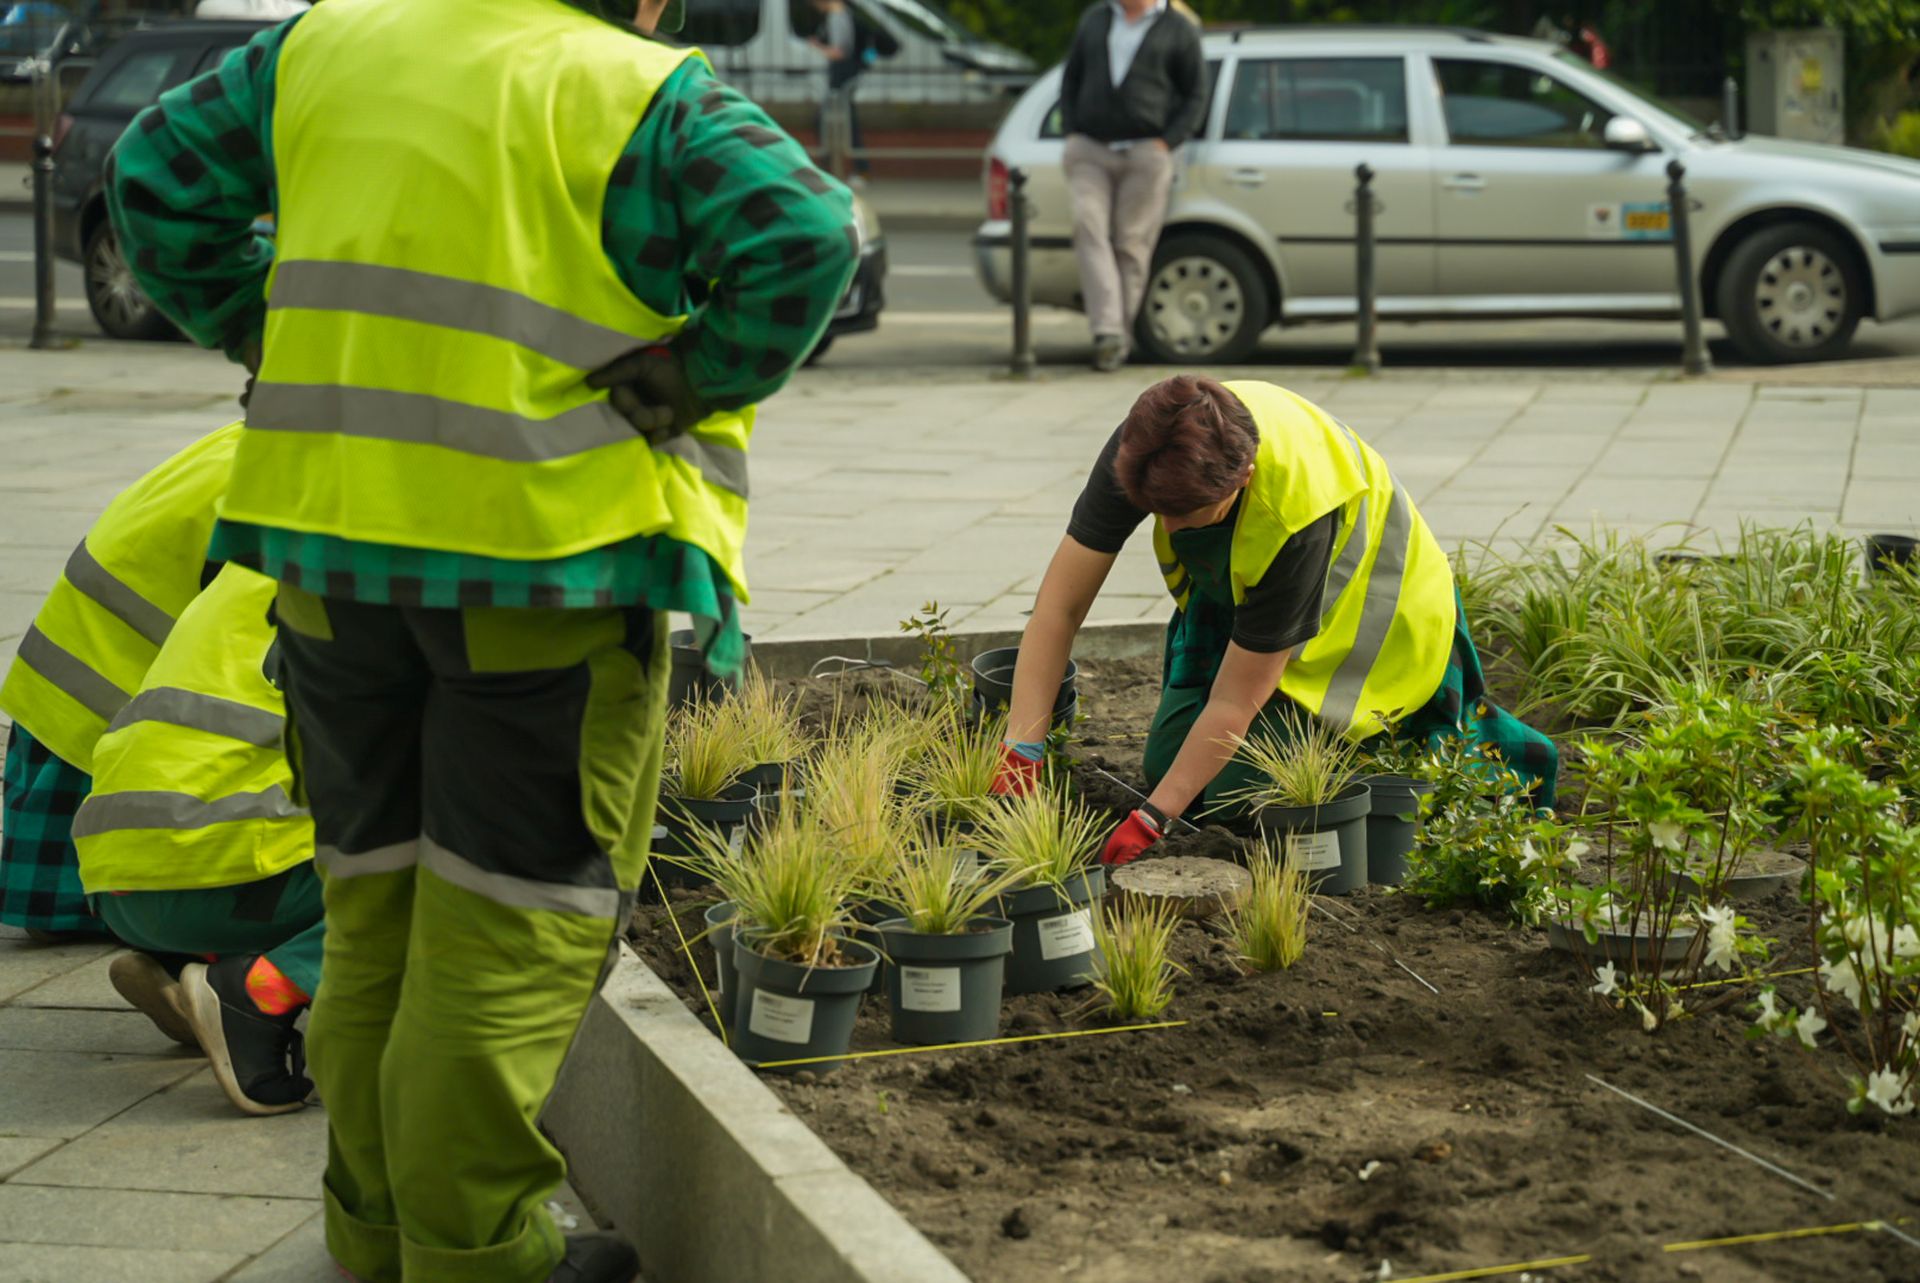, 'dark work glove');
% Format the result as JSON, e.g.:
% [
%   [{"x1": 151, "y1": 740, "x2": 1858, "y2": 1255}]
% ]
[{"x1": 586, "y1": 344, "x2": 712, "y2": 443}]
